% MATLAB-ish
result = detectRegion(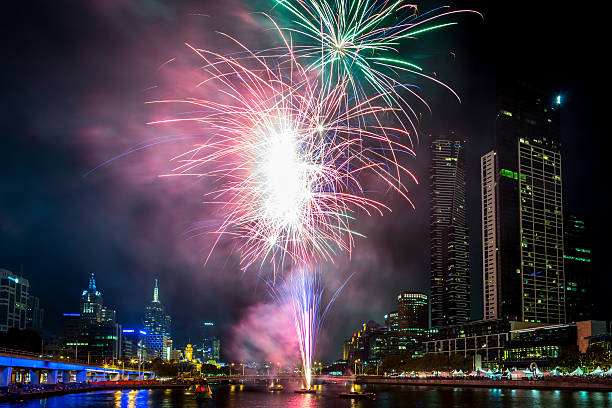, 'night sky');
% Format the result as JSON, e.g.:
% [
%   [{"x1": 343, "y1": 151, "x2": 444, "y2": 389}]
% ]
[{"x1": 1, "y1": 1, "x2": 606, "y2": 362}]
